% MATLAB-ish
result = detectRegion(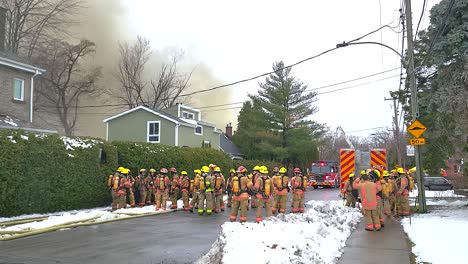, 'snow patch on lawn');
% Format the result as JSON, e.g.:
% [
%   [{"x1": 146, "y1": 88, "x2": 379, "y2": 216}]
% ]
[
  {"x1": 402, "y1": 207, "x2": 468, "y2": 264},
  {"x1": 409, "y1": 189, "x2": 465, "y2": 198},
  {"x1": 6, "y1": 135, "x2": 16, "y2": 143},
  {"x1": 197, "y1": 200, "x2": 361, "y2": 264}
]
